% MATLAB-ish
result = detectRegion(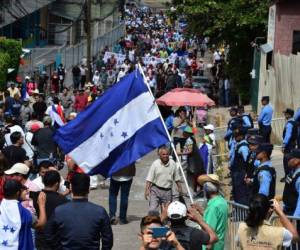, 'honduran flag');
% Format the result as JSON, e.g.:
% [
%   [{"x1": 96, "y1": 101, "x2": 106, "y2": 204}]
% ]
[
  {"x1": 49, "y1": 104, "x2": 65, "y2": 127},
  {"x1": 0, "y1": 199, "x2": 33, "y2": 249},
  {"x1": 54, "y1": 70, "x2": 169, "y2": 177}
]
